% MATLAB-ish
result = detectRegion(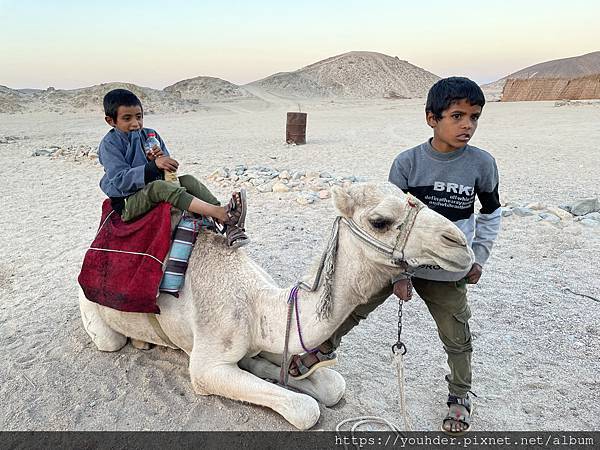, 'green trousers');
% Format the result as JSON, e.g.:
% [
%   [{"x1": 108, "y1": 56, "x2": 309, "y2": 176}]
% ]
[
  {"x1": 121, "y1": 175, "x2": 220, "y2": 222},
  {"x1": 322, "y1": 278, "x2": 472, "y2": 397}
]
